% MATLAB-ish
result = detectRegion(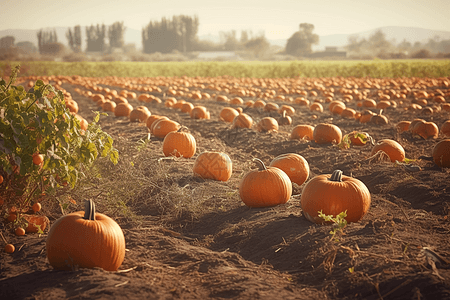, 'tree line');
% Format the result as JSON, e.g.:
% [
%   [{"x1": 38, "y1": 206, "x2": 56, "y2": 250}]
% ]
[{"x1": 1, "y1": 14, "x2": 450, "y2": 59}]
